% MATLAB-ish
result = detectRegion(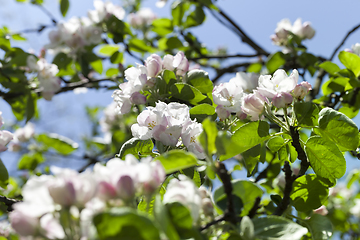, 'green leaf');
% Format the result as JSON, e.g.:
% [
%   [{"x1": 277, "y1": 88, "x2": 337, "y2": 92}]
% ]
[
  {"x1": 241, "y1": 144, "x2": 262, "y2": 177},
  {"x1": 185, "y1": 69, "x2": 213, "y2": 94},
  {"x1": 90, "y1": 59, "x2": 103, "y2": 74},
  {"x1": 217, "y1": 121, "x2": 271, "y2": 161},
  {"x1": 60, "y1": 0, "x2": 69, "y2": 17},
  {"x1": 315, "y1": 107, "x2": 359, "y2": 151},
  {"x1": 152, "y1": 18, "x2": 173, "y2": 36},
  {"x1": 252, "y1": 216, "x2": 308, "y2": 240},
  {"x1": 338, "y1": 51, "x2": 360, "y2": 77},
  {"x1": 189, "y1": 104, "x2": 216, "y2": 122},
  {"x1": 240, "y1": 216, "x2": 255, "y2": 240},
  {"x1": 290, "y1": 174, "x2": 329, "y2": 212},
  {"x1": 99, "y1": 45, "x2": 120, "y2": 57},
  {"x1": 294, "y1": 101, "x2": 319, "y2": 127},
  {"x1": 247, "y1": 63, "x2": 262, "y2": 73},
  {"x1": 118, "y1": 138, "x2": 154, "y2": 159},
  {"x1": 214, "y1": 180, "x2": 262, "y2": 216},
  {"x1": 36, "y1": 133, "x2": 79, "y2": 155},
  {"x1": 154, "y1": 150, "x2": 198, "y2": 174},
  {"x1": 171, "y1": 1, "x2": 190, "y2": 26},
  {"x1": 170, "y1": 83, "x2": 210, "y2": 105},
  {"x1": 18, "y1": 152, "x2": 44, "y2": 171},
  {"x1": 303, "y1": 214, "x2": 332, "y2": 240},
  {"x1": 266, "y1": 52, "x2": 285, "y2": 73},
  {"x1": 0, "y1": 159, "x2": 9, "y2": 188},
  {"x1": 184, "y1": 5, "x2": 205, "y2": 28},
  {"x1": 129, "y1": 38, "x2": 155, "y2": 53},
  {"x1": 106, "y1": 68, "x2": 119, "y2": 77},
  {"x1": 166, "y1": 36, "x2": 183, "y2": 49},
  {"x1": 198, "y1": 118, "x2": 218, "y2": 156},
  {"x1": 267, "y1": 136, "x2": 285, "y2": 152},
  {"x1": 318, "y1": 61, "x2": 341, "y2": 75},
  {"x1": 305, "y1": 136, "x2": 346, "y2": 181},
  {"x1": 154, "y1": 196, "x2": 180, "y2": 240},
  {"x1": 94, "y1": 207, "x2": 160, "y2": 240},
  {"x1": 110, "y1": 51, "x2": 123, "y2": 64},
  {"x1": 166, "y1": 202, "x2": 193, "y2": 229}
]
